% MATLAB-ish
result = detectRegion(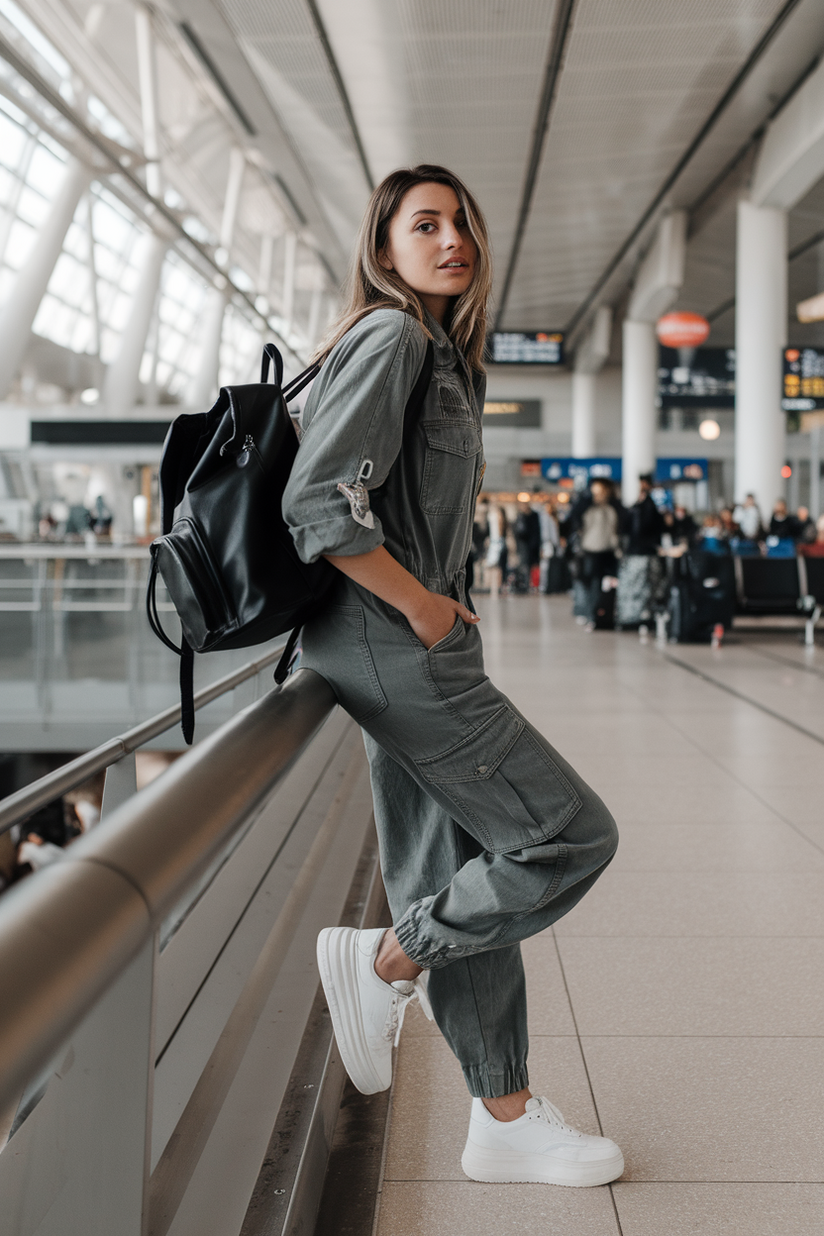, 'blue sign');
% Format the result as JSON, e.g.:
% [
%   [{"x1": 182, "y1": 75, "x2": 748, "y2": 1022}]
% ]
[
  {"x1": 655, "y1": 458, "x2": 708, "y2": 483},
  {"x1": 540, "y1": 457, "x2": 708, "y2": 486},
  {"x1": 541, "y1": 457, "x2": 622, "y2": 482}
]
